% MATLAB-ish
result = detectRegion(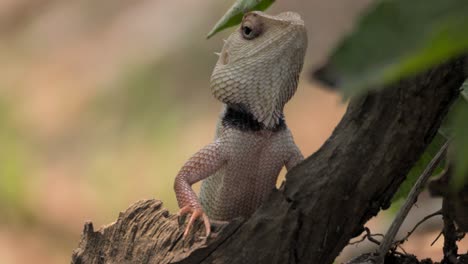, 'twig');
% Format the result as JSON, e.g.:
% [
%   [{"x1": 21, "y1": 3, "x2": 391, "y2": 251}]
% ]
[
  {"x1": 376, "y1": 141, "x2": 450, "y2": 263},
  {"x1": 349, "y1": 227, "x2": 383, "y2": 246},
  {"x1": 393, "y1": 210, "x2": 442, "y2": 246},
  {"x1": 396, "y1": 245, "x2": 408, "y2": 255},
  {"x1": 431, "y1": 231, "x2": 443, "y2": 246},
  {"x1": 368, "y1": 234, "x2": 383, "y2": 246},
  {"x1": 348, "y1": 233, "x2": 368, "y2": 246}
]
